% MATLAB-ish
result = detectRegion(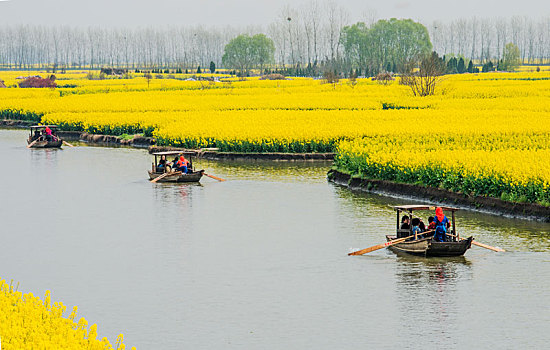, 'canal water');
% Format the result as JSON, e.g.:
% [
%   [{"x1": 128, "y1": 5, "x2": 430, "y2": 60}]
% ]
[{"x1": 1, "y1": 129, "x2": 549, "y2": 349}]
